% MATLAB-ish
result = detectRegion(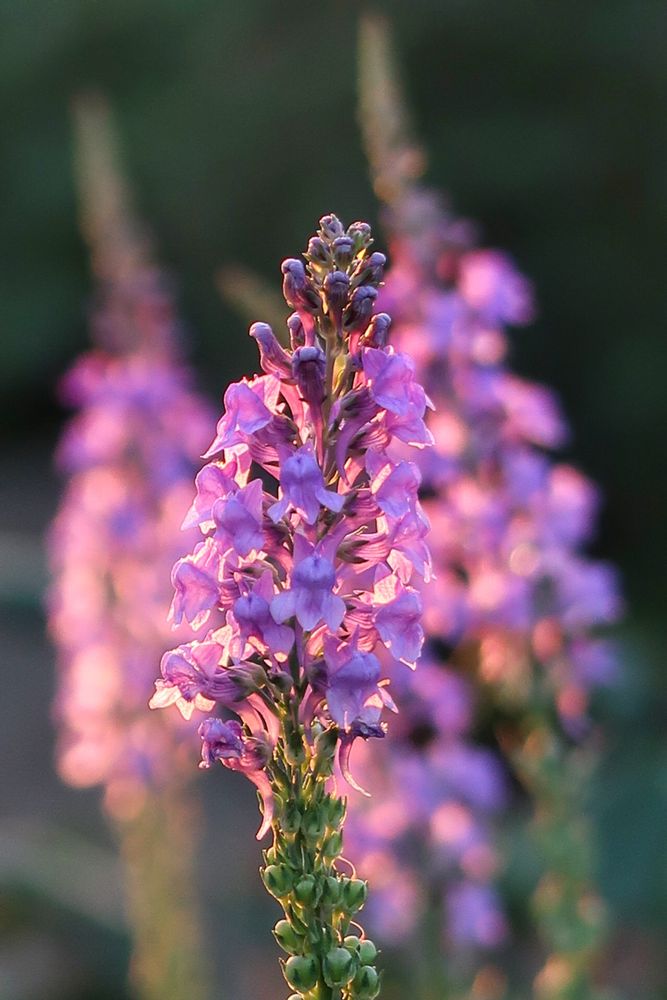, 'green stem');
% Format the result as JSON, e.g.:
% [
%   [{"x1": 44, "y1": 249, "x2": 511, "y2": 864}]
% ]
[
  {"x1": 116, "y1": 781, "x2": 211, "y2": 1000},
  {"x1": 512, "y1": 695, "x2": 607, "y2": 1000},
  {"x1": 262, "y1": 712, "x2": 380, "y2": 999}
]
